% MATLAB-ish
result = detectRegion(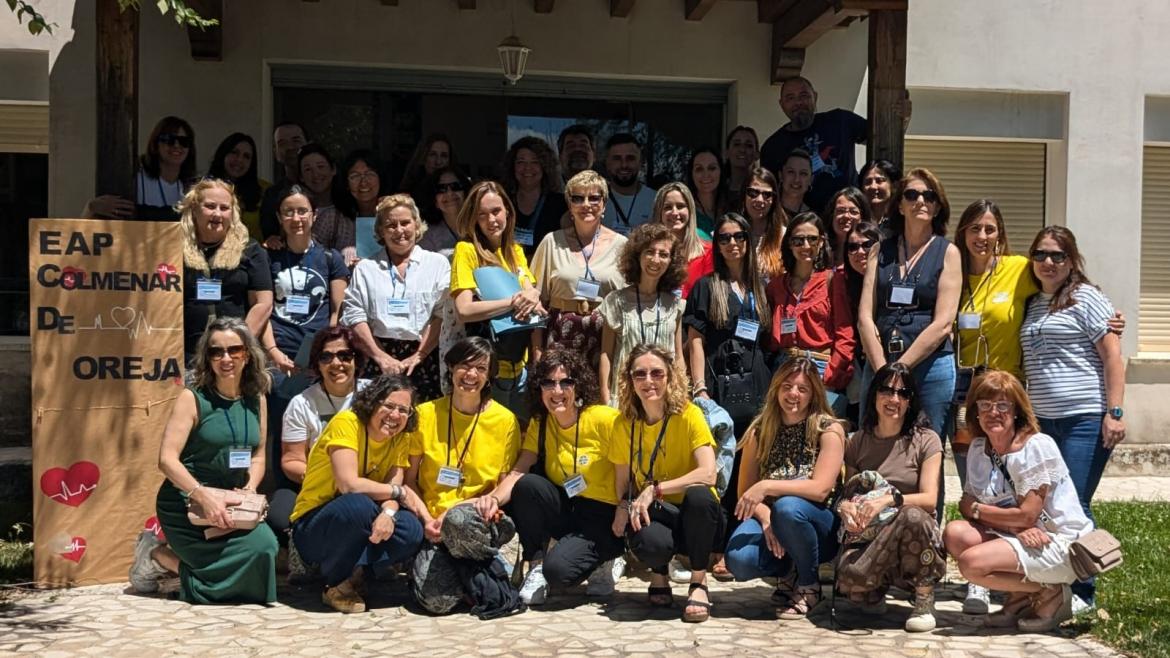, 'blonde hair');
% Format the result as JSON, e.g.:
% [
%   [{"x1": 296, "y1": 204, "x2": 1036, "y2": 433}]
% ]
[
  {"x1": 456, "y1": 180, "x2": 520, "y2": 273},
  {"x1": 179, "y1": 179, "x2": 248, "y2": 276},
  {"x1": 746, "y1": 357, "x2": 838, "y2": 472},
  {"x1": 189, "y1": 316, "x2": 272, "y2": 398},
  {"x1": 563, "y1": 169, "x2": 609, "y2": 207},
  {"x1": 617, "y1": 345, "x2": 690, "y2": 422},
  {"x1": 374, "y1": 193, "x2": 427, "y2": 247},
  {"x1": 653, "y1": 182, "x2": 706, "y2": 260}
]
